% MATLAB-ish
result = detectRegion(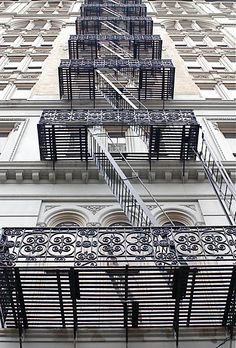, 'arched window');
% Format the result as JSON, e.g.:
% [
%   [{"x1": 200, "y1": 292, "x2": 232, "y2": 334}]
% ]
[
  {"x1": 55, "y1": 221, "x2": 80, "y2": 228},
  {"x1": 157, "y1": 211, "x2": 194, "y2": 227},
  {"x1": 162, "y1": 221, "x2": 186, "y2": 227},
  {"x1": 109, "y1": 222, "x2": 131, "y2": 228},
  {"x1": 101, "y1": 212, "x2": 130, "y2": 227},
  {"x1": 47, "y1": 212, "x2": 86, "y2": 227}
]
